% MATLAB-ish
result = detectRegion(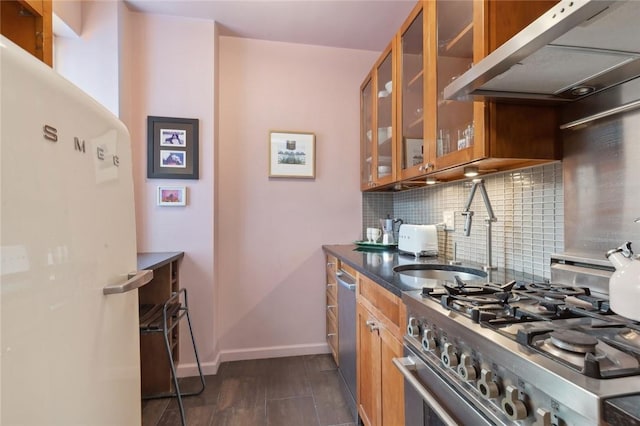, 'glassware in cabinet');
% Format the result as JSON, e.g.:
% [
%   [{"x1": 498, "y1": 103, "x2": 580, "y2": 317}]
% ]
[{"x1": 435, "y1": 0, "x2": 474, "y2": 162}]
